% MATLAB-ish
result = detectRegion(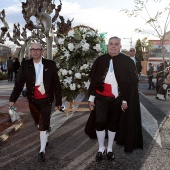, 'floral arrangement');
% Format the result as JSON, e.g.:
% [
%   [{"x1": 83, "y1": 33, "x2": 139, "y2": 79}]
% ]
[{"x1": 55, "y1": 25, "x2": 105, "y2": 101}]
